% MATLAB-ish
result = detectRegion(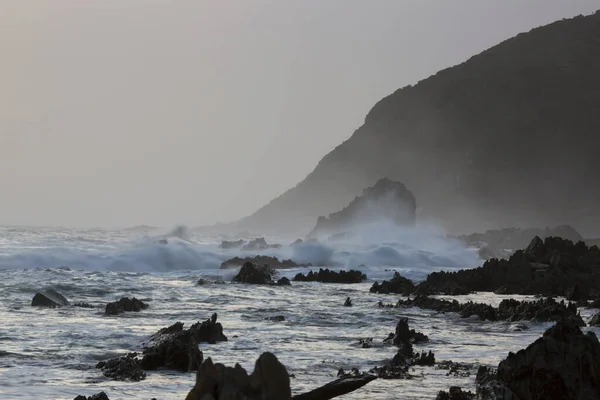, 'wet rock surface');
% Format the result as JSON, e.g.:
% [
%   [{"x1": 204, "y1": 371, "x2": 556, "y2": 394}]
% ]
[
  {"x1": 370, "y1": 272, "x2": 415, "y2": 295},
  {"x1": 475, "y1": 318, "x2": 600, "y2": 400},
  {"x1": 105, "y1": 297, "x2": 148, "y2": 315},
  {"x1": 232, "y1": 262, "x2": 275, "y2": 284},
  {"x1": 96, "y1": 353, "x2": 146, "y2": 381},
  {"x1": 394, "y1": 295, "x2": 584, "y2": 324},
  {"x1": 241, "y1": 237, "x2": 282, "y2": 251},
  {"x1": 293, "y1": 268, "x2": 366, "y2": 283},
  {"x1": 418, "y1": 236, "x2": 600, "y2": 297},
  {"x1": 31, "y1": 289, "x2": 69, "y2": 307},
  {"x1": 73, "y1": 393, "x2": 110, "y2": 400},
  {"x1": 435, "y1": 387, "x2": 475, "y2": 400}
]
